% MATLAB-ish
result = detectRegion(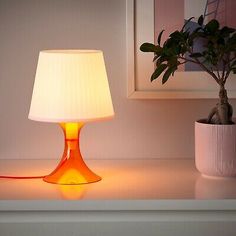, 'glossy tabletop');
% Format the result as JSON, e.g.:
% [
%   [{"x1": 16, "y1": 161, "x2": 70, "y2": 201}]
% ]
[{"x1": 1, "y1": 159, "x2": 236, "y2": 200}]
